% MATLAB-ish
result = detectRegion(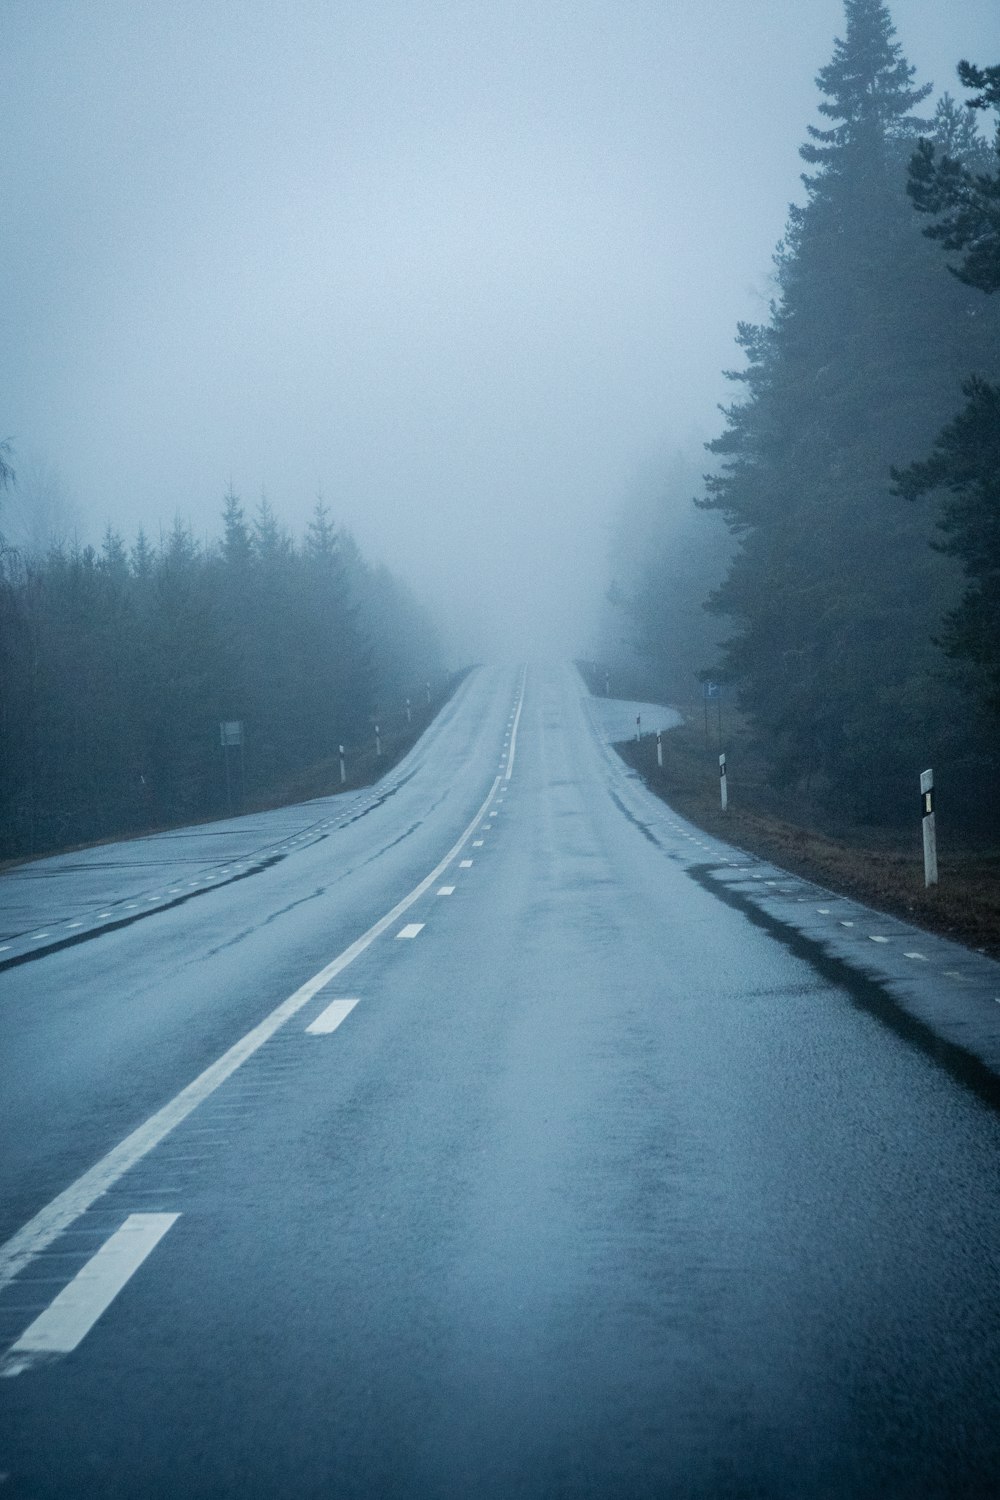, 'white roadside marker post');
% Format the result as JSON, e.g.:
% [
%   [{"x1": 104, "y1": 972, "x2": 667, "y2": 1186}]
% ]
[
  {"x1": 719, "y1": 752, "x2": 728, "y2": 812},
  {"x1": 921, "y1": 767, "x2": 938, "y2": 887},
  {"x1": 405, "y1": 698, "x2": 412, "y2": 725},
  {"x1": 635, "y1": 714, "x2": 641, "y2": 743},
  {"x1": 656, "y1": 731, "x2": 663, "y2": 770},
  {"x1": 375, "y1": 725, "x2": 382, "y2": 758},
  {"x1": 339, "y1": 744, "x2": 346, "y2": 785},
  {"x1": 605, "y1": 672, "x2": 610, "y2": 696}
]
